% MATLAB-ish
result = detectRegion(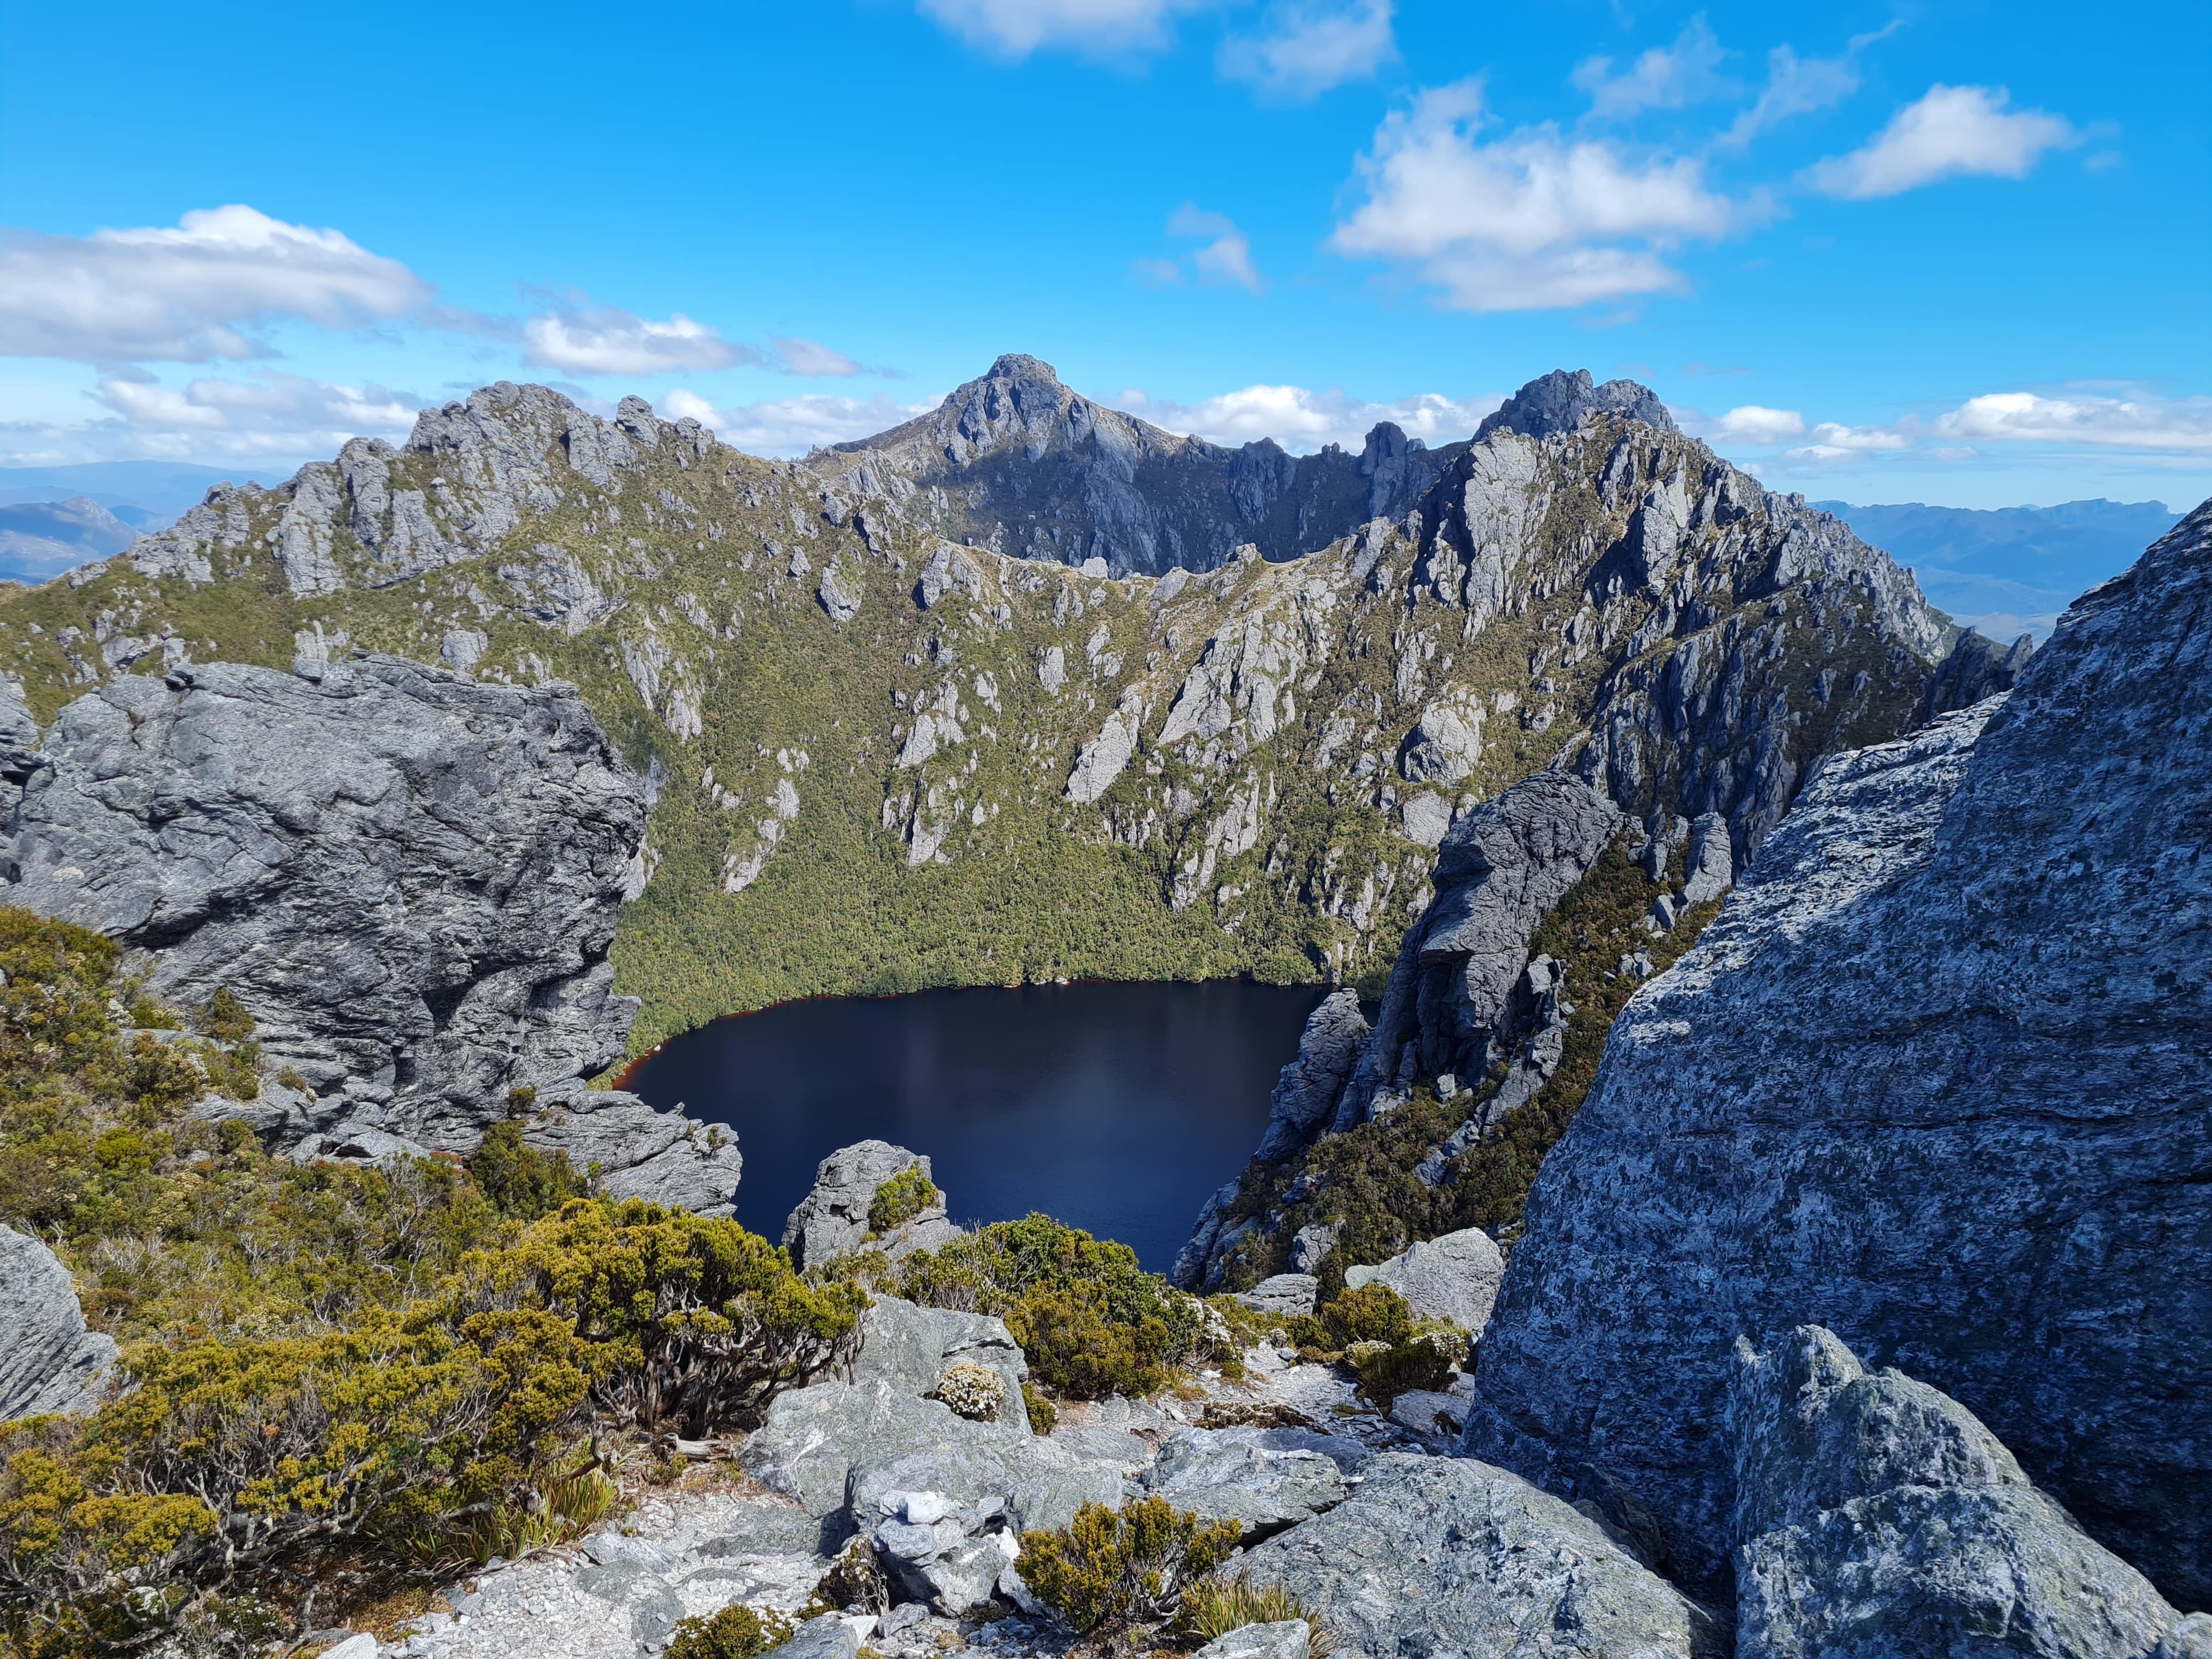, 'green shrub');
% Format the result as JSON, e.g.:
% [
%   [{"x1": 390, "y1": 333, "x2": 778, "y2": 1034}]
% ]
[
  {"x1": 1350, "y1": 1334, "x2": 1455, "y2": 1408},
  {"x1": 897, "y1": 1214, "x2": 1202, "y2": 1398},
  {"x1": 666, "y1": 1603, "x2": 794, "y2": 1659},
  {"x1": 866, "y1": 1165, "x2": 937, "y2": 1233},
  {"x1": 1285, "y1": 1283, "x2": 1412, "y2": 1352},
  {"x1": 199, "y1": 987, "x2": 256, "y2": 1044},
  {"x1": 467, "y1": 1120, "x2": 593, "y2": 1221},
  {"x1": 1016, "y1": 1497, "x2": 1241, "y2": 1633},
  {"x1": 1020, "y1": 1379, "x2": 1058, "y2": 1435}
]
